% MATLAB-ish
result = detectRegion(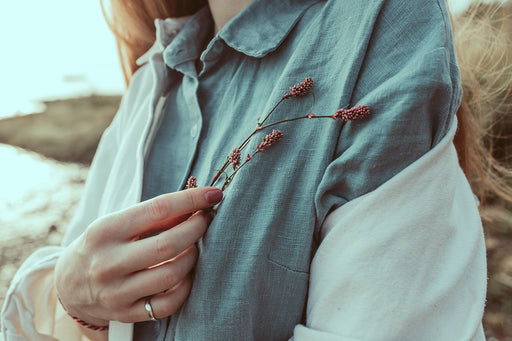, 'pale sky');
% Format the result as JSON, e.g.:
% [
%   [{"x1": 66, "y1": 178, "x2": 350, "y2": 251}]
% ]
[
  {"x1": 0, "y1": 0, "x2": 508, "y2": 117},
  {"x1": 0, "y1": 0, "x2": 124, "y2": 117}
]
